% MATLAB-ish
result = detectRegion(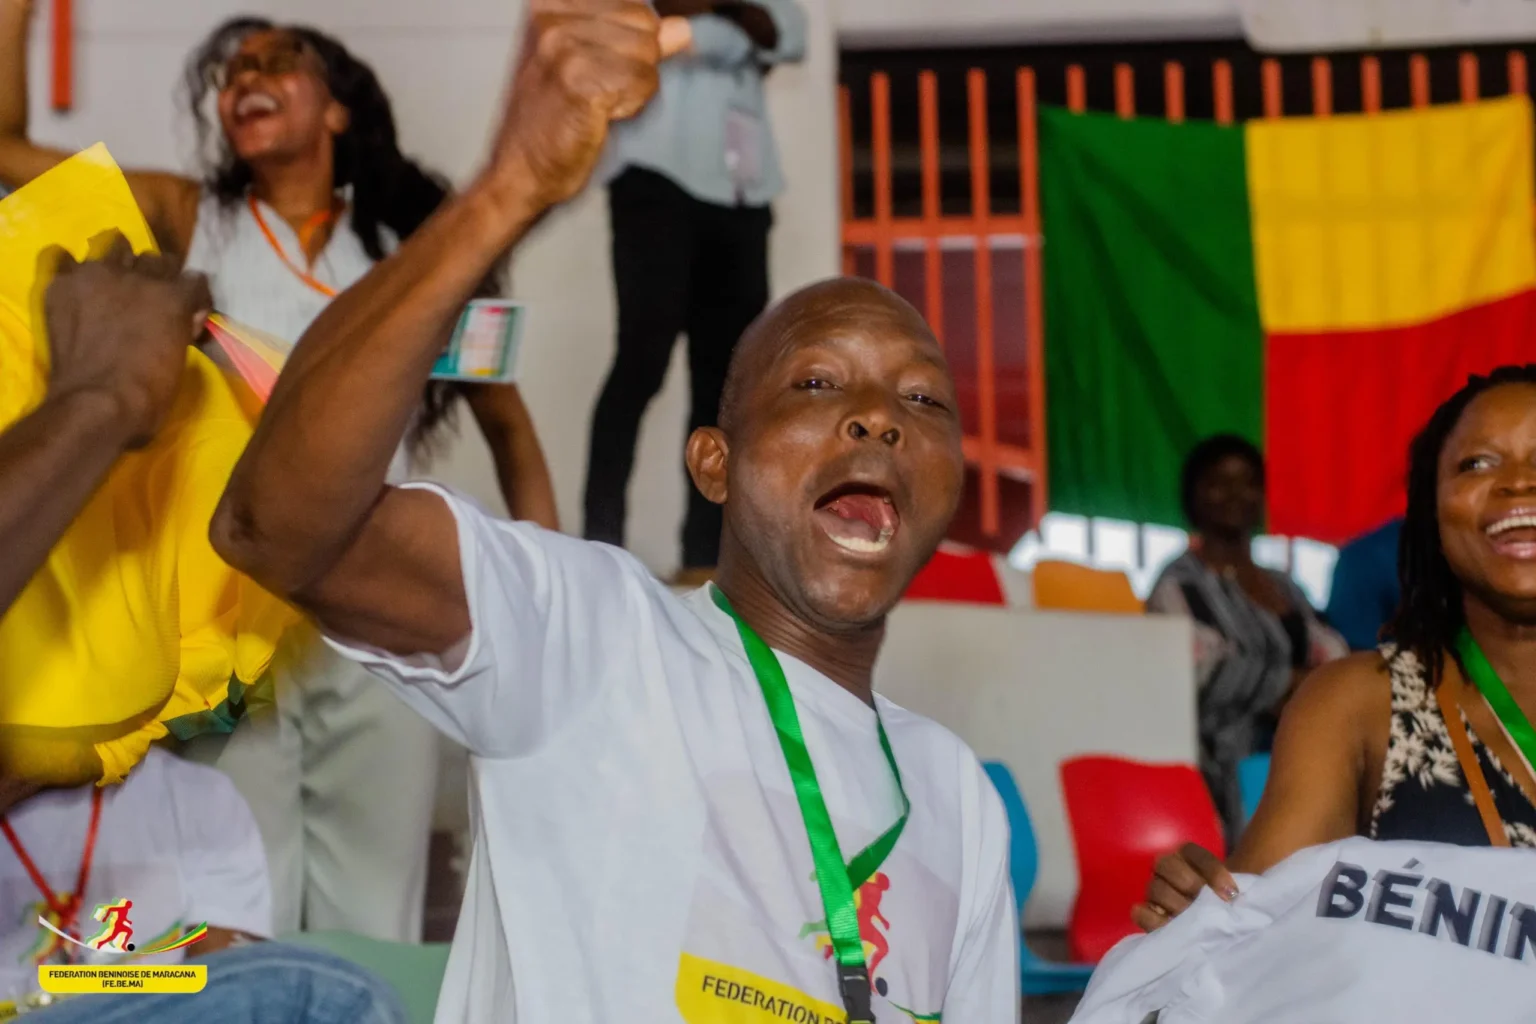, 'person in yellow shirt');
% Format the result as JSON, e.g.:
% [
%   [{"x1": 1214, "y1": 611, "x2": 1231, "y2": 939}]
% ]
[
  {"x1": 0, "y1": 145, "x2": 295, "y2": 791},
  {"x1": 0, "y1": 242, "x2": 205, "y2": 612},
  {"x1": 0, "y1": 240, "x2": 210, "y2": 786}
]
